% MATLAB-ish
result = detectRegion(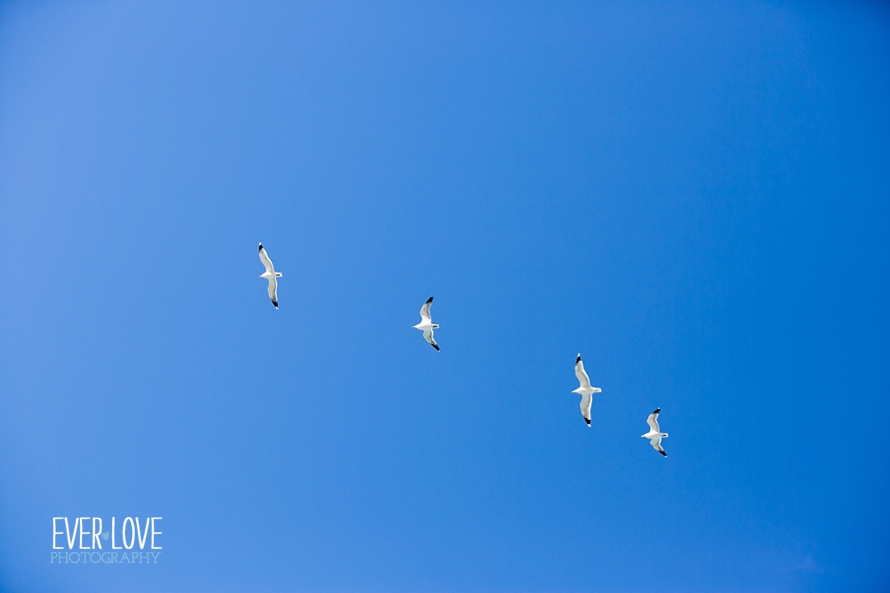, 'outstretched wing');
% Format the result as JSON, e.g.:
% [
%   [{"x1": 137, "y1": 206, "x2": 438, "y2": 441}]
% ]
[
  {"x1": 650, "y1": 436, "x2": 667, "y2": 457},
  {"x1": 580, "y1": 391, "x2": 592, "y2": 427},
  {"x1": 419, "y1": 296, "x2": 433, "y2": 323},
  {"x1": 267, "y1": 277, "x2": 279, "y2": 309},
  {"x1": 574, "y1": 354, "x2": 592, "y2": 390},
  {"x1": 259, "y1": 243, "x2": 275, "y2": 274},
  {"x1": 423, "y1": 328, "x2": 439, "y2": 351},
  {"x1": 647, "y1": 408, "x2": 661, "y2": 433}
]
